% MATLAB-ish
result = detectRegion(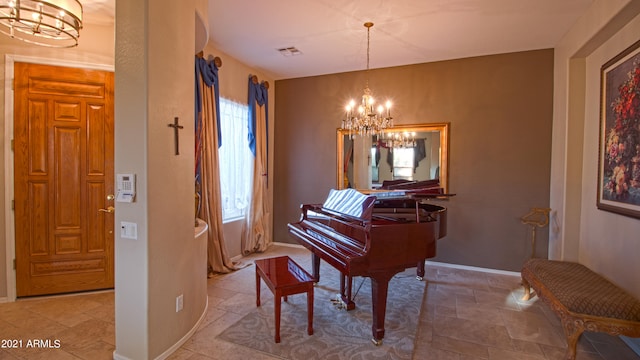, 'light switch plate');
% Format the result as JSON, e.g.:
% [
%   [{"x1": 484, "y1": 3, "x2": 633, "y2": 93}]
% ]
[{"x1": 120, "y1": 221, "x2": 137, "y2": 239}]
